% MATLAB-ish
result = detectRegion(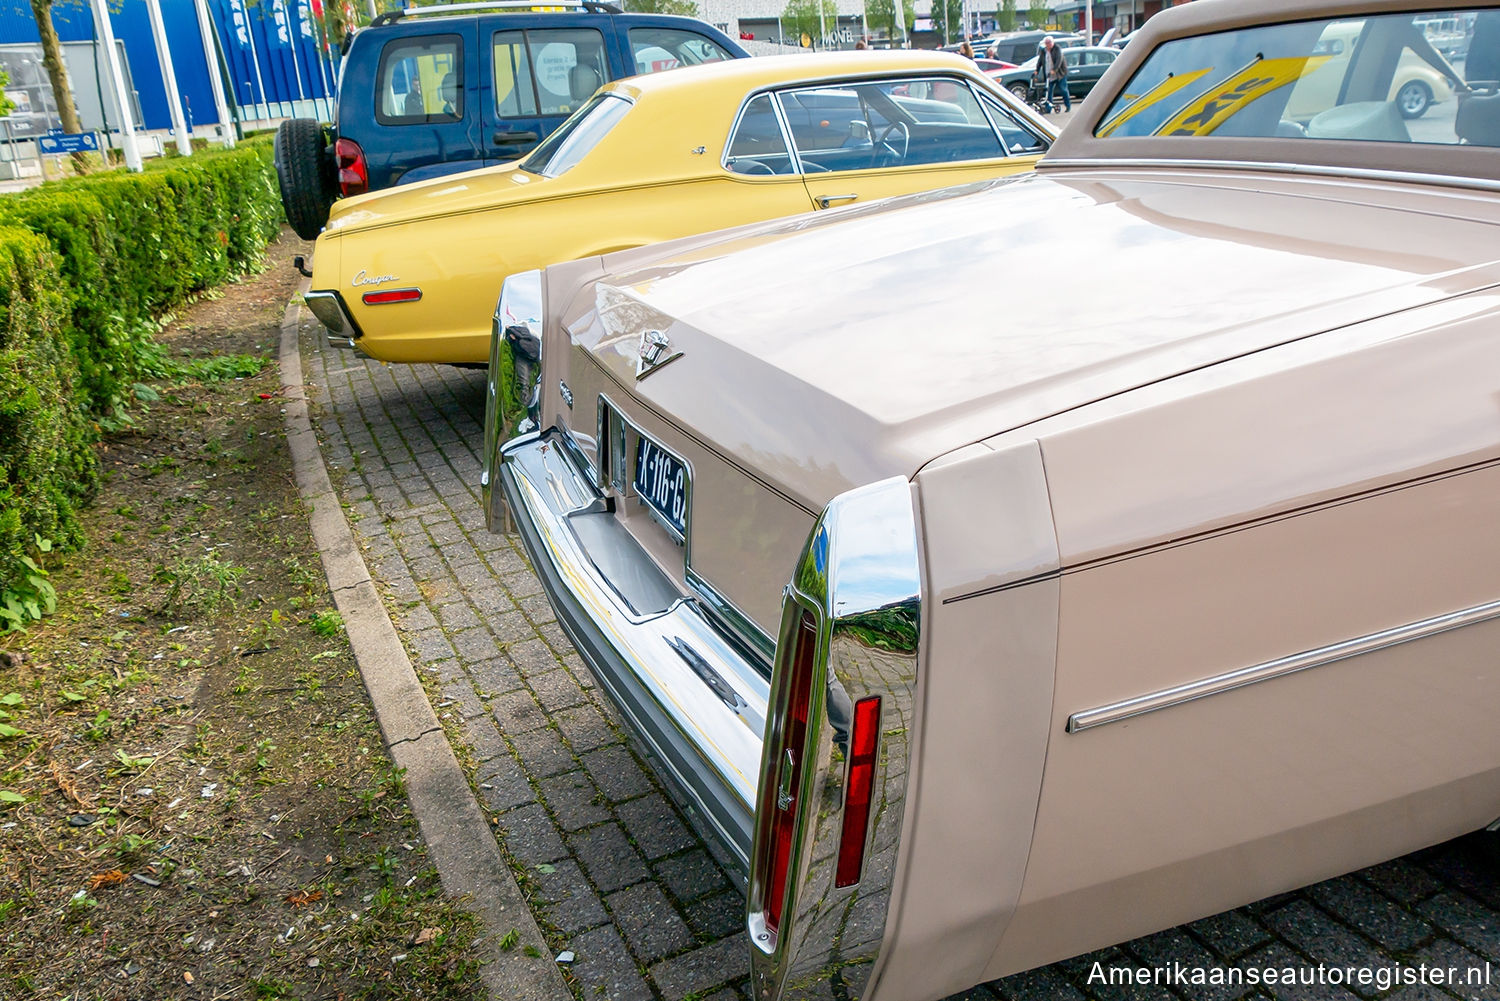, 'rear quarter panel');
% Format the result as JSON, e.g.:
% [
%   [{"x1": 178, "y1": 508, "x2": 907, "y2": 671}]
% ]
[{"x1": 981, "y1": 287, "x2": 1500, "y2": 977}]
